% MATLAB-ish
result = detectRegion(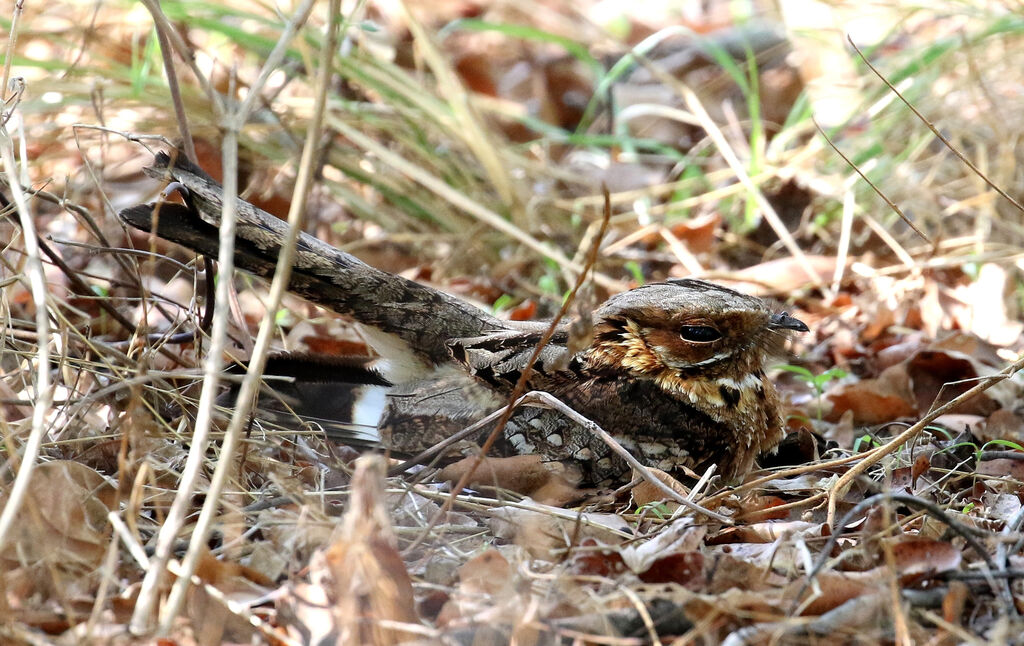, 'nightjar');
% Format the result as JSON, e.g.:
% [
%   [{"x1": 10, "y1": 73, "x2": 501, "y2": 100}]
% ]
[{"x1": 120, "y1": 152, "x2": 809, "y2": 486}]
